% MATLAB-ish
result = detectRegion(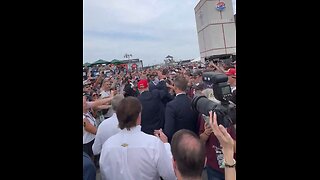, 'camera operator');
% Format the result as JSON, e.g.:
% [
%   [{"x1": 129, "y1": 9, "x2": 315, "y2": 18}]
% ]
[
  {"x1": 198, "y1": 109, "x2": 236, "y2": 180},
  {"x1": 190, "y1": 72, "x2": 236, "y2": 180},
  {"x1": 209, "y1": 111, "x2": 236, "y2": 180}
]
